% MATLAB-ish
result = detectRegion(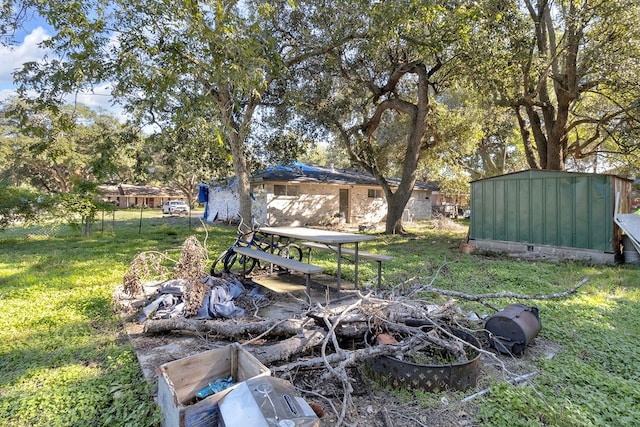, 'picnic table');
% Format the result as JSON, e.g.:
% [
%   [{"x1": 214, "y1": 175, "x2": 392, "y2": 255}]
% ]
[{"x1": 258, "y1": 226, "x2": 376, "y2": 294}]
